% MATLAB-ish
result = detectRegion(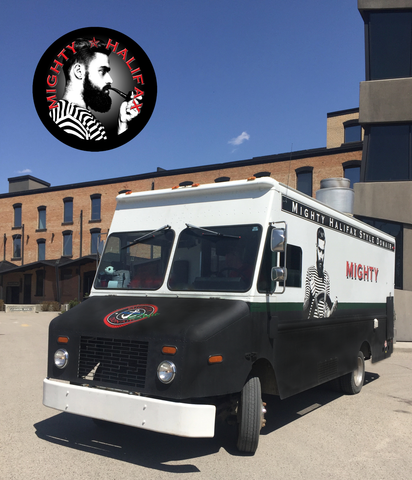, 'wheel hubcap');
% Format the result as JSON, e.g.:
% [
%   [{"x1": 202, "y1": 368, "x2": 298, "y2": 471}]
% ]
[
  {"x1": 261, "y1": 402, "x2": 267, "y2": 429},
  {"x1": 354, "y1": 356, "x2": 364, "y2": 386}
]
